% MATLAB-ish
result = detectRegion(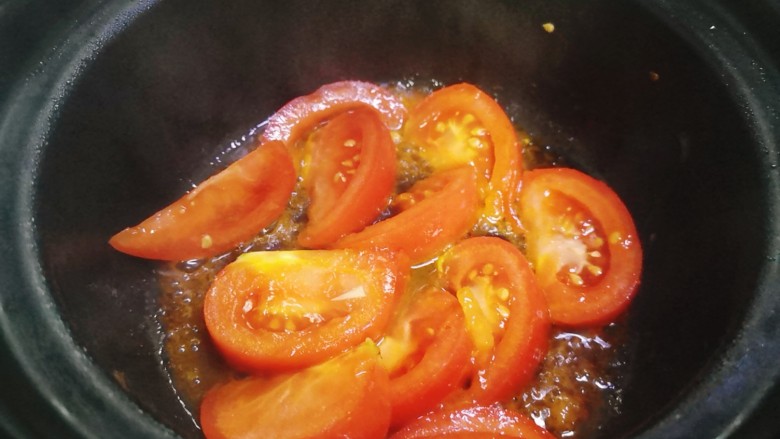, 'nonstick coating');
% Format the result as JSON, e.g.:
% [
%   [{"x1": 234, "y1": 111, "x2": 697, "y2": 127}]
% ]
[{"x1": 0, "y1": 1, "x2": 778, "y2": 438}]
